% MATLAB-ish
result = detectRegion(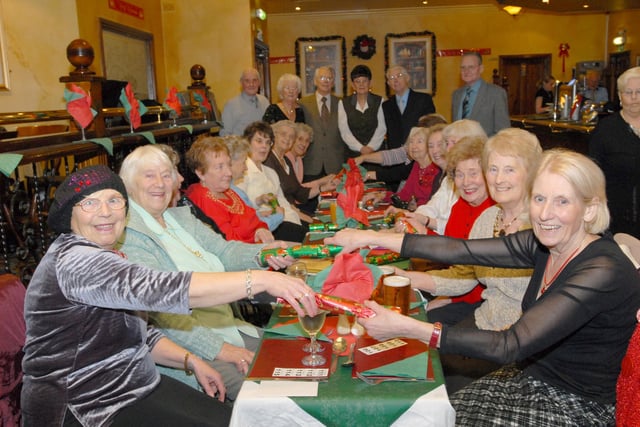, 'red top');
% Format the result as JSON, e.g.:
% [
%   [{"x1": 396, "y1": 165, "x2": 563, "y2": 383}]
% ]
[
  {"x1": 185, "y1": 183, "x2": 268, "y2": 243},
  {"x1": 617, "y1": 322, "x2": 640, "y2": 426},
  {"x1": 395, "y1": 162, "x2": 442, "y2": 206},
  {"x1": 444, "y1": 196, "x2": 496, "y2": 304}
]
